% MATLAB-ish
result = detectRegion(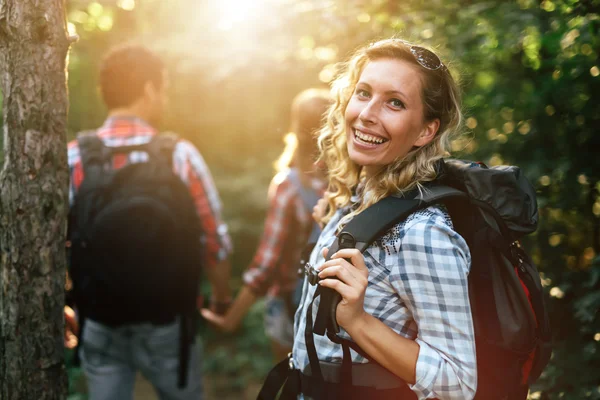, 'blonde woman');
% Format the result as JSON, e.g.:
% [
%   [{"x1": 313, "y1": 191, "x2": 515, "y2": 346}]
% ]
[
  {"x1": 261, "y1": 39, "x2": 477, "y2": 400},
  {"x1": 202, "y1": 89, "x2": 331, "y2": 360}
]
